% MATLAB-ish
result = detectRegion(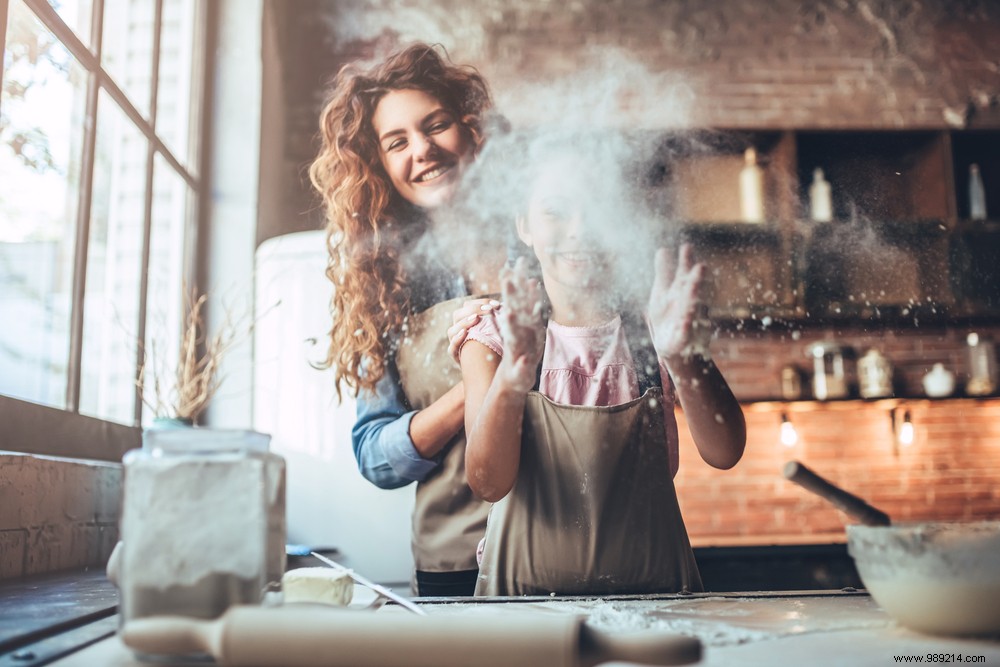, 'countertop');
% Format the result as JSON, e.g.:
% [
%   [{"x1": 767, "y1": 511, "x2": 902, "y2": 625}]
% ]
[{"x1": 34, "y1": 590, "x2": 1000, "y2": 667}]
